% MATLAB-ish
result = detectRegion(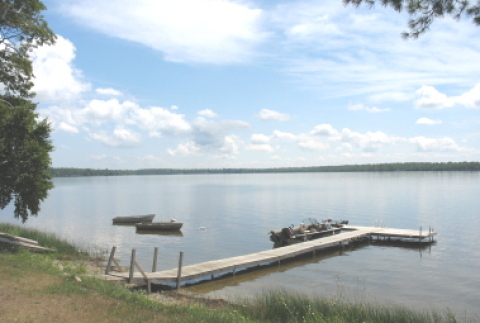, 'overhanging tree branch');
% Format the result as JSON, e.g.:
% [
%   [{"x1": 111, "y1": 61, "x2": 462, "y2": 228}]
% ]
[{"x1": 343, "y1": 0, "x2": 480, "y2": 38}]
